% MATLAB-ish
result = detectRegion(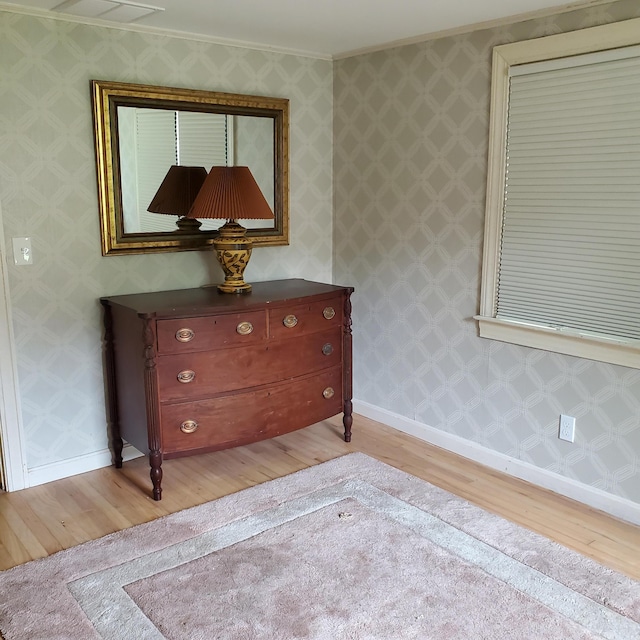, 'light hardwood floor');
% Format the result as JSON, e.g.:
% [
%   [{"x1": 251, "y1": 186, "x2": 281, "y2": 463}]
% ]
[{"x1": 0, "y1": 414, "x2": 638, "y2": 580}]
